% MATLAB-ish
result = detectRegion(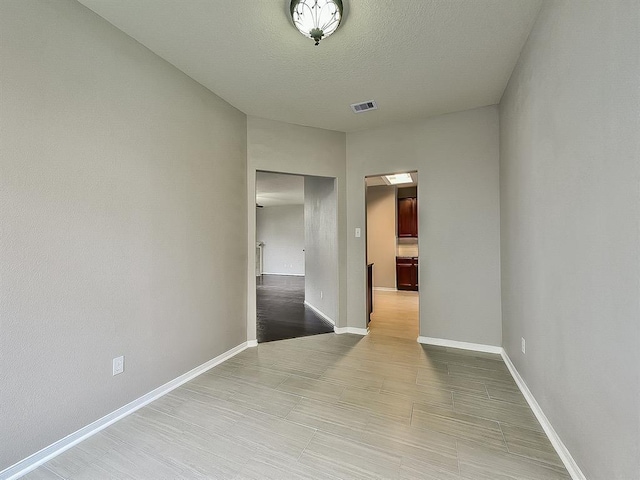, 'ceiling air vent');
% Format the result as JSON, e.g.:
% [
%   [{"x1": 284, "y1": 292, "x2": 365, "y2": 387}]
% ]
[{"x1": 350, "y1": 100, "x2": 378, "y2": 114}]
